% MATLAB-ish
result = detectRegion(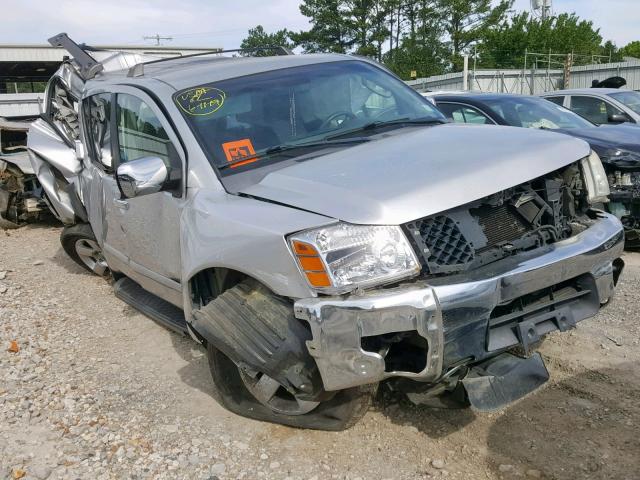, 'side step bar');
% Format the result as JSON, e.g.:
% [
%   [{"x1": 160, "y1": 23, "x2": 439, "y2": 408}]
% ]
[{"x1": 114, "y1": 277, "x2": 187, "y2": 335}]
